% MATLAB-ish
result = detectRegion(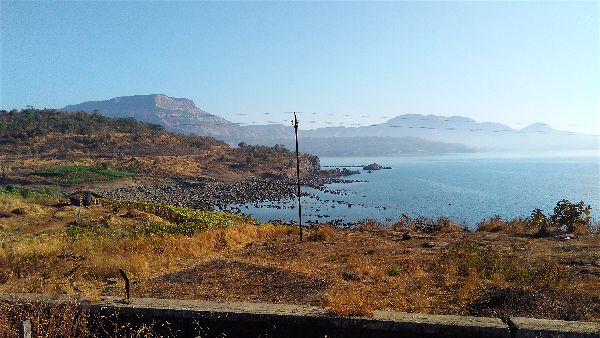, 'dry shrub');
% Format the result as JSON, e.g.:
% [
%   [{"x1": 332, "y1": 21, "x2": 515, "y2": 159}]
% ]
[
  {"x1": 391, "y1": 215, "x2": 464, "y2": 233},
  {"x1": 435, "y1": 217, "x2": 464, "y2": 233},
  {"x1": 114, "y1": 155, "x2": 201, "y2": 178},
  {"x1": 476, "y1": 216, "x2": 504, "y2": 232},
  {"x1": 570, "y1": 222, "x2": 592, "y2": 235},
  {"x1": 308, "y1": 224, "x2": 336, "y2": 241},
  {"x1": 357, "y1": 219, "x2": 384, "y2": 231},
  {"x1": 477, "y1": 216, "x2": 527, "y2": 234},
  {"x1": 505, "y1": 219, "x2": 527, "y2": 234},
  {"x1": 0, "y1": 301, "x2": 90, "y2": 337},
  {"x1": 0, "y1": 301, "x2": 167, "y2": 337},
  {"x1": 121, "y1": 209, "x2": 148, "y2": 219},
  {"x1": 323, "y1": 286, "x2": 374, "y2": 317},
  {"x1": 120, "y1": 209, "x2": 172, "y2": 226}
]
